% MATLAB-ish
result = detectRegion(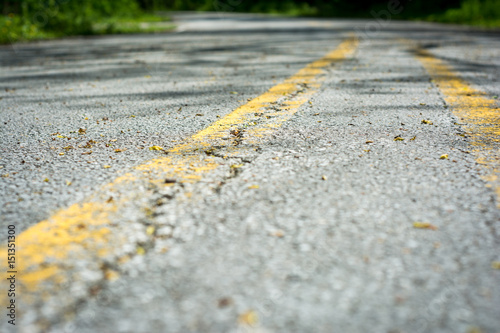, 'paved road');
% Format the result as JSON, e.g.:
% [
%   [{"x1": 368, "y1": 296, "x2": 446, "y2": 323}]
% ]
[{"x1": 1, "y1": 12, "x2": 500, "y2": 333}]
